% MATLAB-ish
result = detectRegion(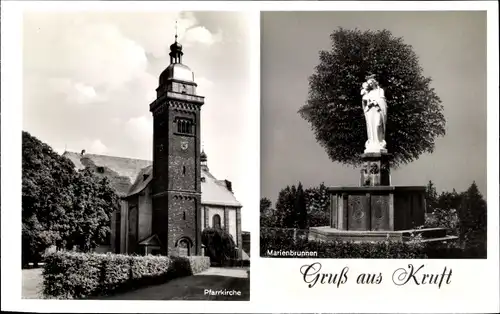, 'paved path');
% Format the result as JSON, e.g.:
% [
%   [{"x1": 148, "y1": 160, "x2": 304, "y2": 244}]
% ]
[
  {"x1": 104, "y1": 267, "x2": 250, "y2": 300},
  {"x1": 22, "y1": 268, "x2": 43, "y2": 299}
]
